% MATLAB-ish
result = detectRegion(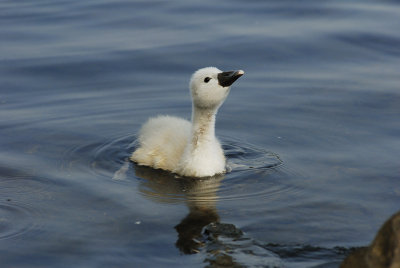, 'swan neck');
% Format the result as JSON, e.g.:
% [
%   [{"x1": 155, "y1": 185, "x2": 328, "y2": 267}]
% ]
[{"x1": 191, "y1": 105, "x2": 217, "y2": 143}]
